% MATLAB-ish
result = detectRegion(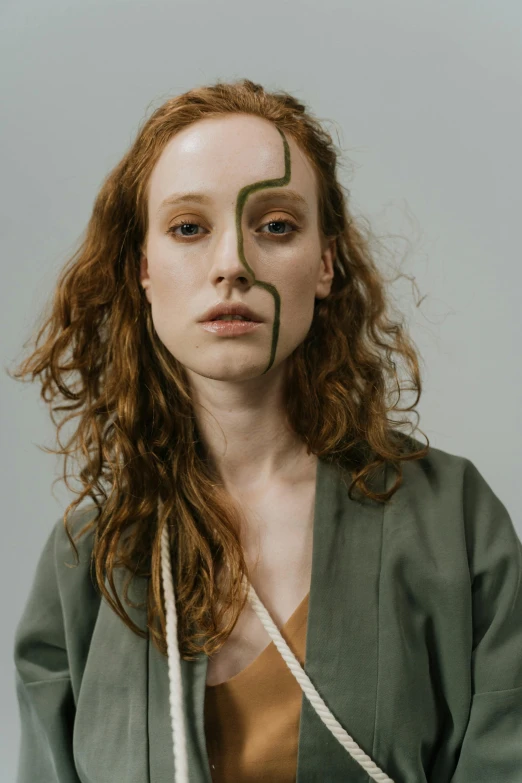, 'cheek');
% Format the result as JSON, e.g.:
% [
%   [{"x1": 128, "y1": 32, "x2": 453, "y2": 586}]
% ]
[
  {"x1": 147, "y1": 243, "x2": 201, "y2": 302},
  {"x1": 144, "y1": 258, "x2": 196, "y2": 343},
  {"x1": 277, "y1": 270, "x2": 317, "y2": 338}
]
